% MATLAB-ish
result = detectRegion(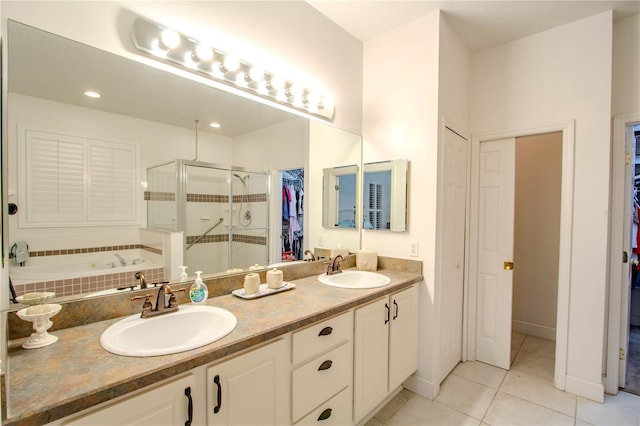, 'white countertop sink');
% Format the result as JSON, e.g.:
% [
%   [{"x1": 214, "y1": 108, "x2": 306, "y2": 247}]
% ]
[
  {"x1": 317, "y1": 270, "x2": 391, "y2": 289},
  {"x1": 100, "y1": 304, "x2": 237, "y2": 357}
]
